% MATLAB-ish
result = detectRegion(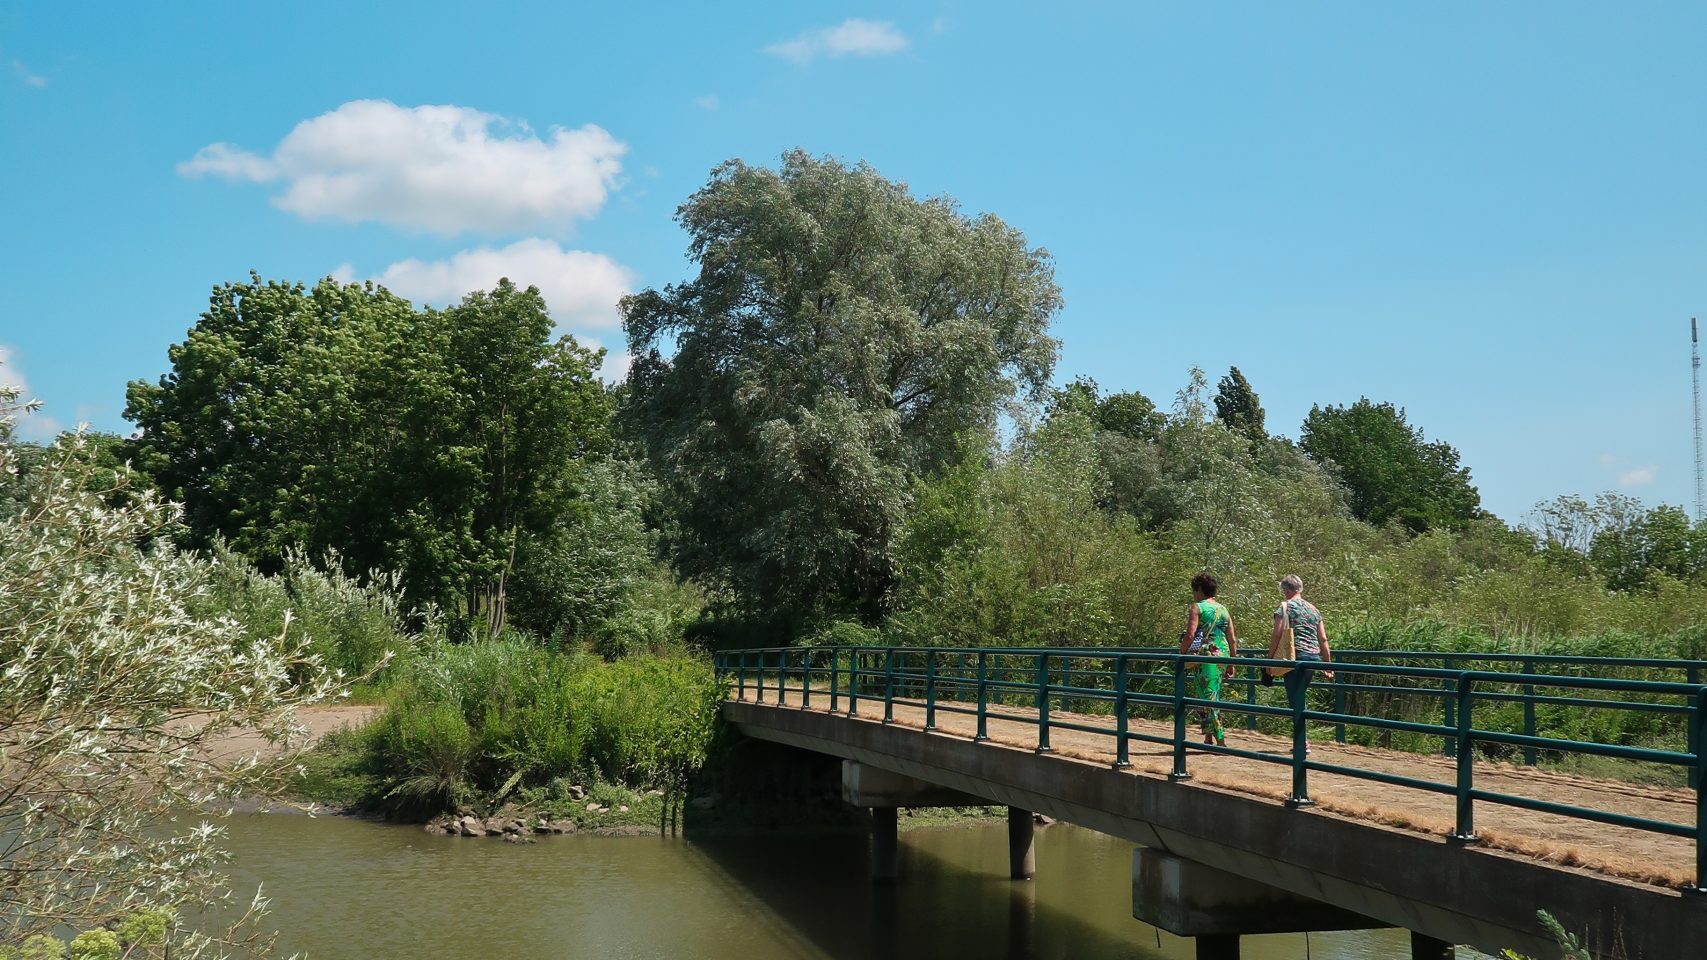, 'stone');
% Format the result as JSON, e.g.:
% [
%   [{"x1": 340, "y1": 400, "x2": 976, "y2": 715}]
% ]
[
  {"x1": 586, "y1": 802, "x2": 602, "y2": 812},
  {"x1": 502, "y1": 832, "x2": 534, "y2": 845},
  {"x1": 547, "y1": 819, "x2": 578, "y2": 834},
  {"x1": 618, "y1": 805, "x2": 630, "y2": 813},
  {"x1": 569, "y1": 784, "x2": 587, "y2": 800},
  {"x1": 456, "y1": 816, "x2": 484, "y2": 837},
  {"x1": 1033, "y1": 814, "x2": 1054, "y2": 826},
  {"x1": 483, "y1": 817, "x2": 508, "y2": 835}
]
